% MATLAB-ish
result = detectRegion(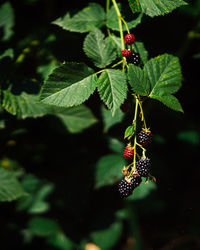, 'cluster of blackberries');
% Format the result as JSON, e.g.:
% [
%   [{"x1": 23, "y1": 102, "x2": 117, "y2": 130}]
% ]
[
  {"x1": 118, "y1": 129, "x2": 152, "y2": 198},
  {"x1": 121, "y1": 34, "x2": 141, "y2": 66}
]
